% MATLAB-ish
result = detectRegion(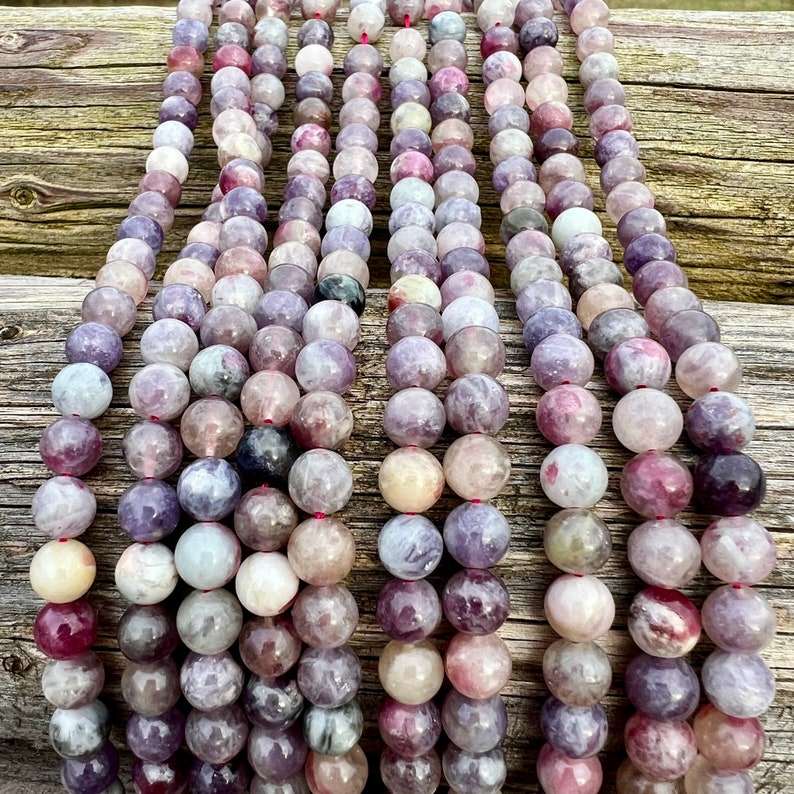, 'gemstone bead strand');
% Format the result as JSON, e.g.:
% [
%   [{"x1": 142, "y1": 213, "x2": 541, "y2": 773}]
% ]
[
  {"x1": 561, "y1": 3, "x2": 776, "y2": 790},
  {"x1": 28, "y1": 2, "x2": 214, "y2": 792}
]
